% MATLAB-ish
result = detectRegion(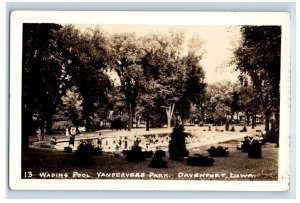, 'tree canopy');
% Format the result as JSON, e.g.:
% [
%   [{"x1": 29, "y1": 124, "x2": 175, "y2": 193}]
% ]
[
  {"x1": 22, "y1": 23, "x2": 63, "y2": 149},
  {"x1": 22, "y1": 24, "x2": 207, "y2": 148},
  {"x1": 233, "y1": 25, "x2": 281, "y2": 142}
]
